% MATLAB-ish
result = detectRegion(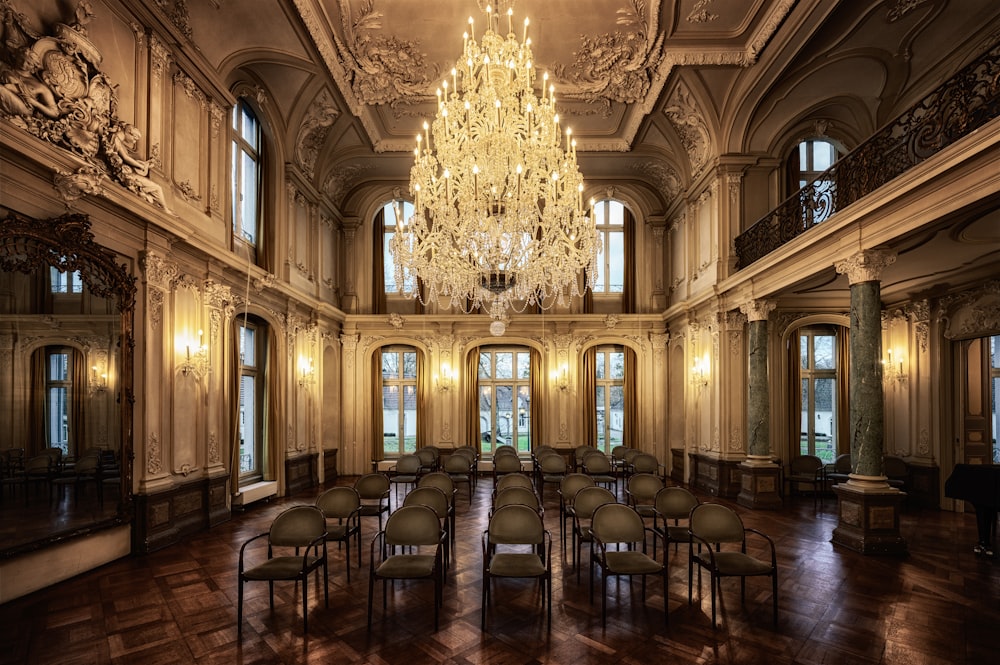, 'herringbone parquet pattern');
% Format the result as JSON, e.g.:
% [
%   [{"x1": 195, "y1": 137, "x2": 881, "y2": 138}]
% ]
[{"x1": 1, "y1": 475, "x2": 997, "y2": 664}]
